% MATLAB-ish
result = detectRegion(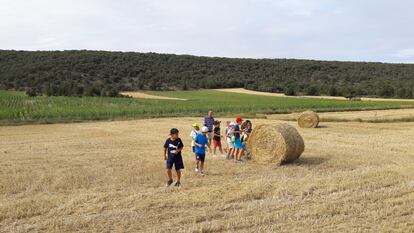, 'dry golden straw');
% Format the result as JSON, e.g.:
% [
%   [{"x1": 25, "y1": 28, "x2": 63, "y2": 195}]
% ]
[
  {"x1": 247, "y1": 123, "x2": 305, "y2": 165},
  {"x1": 297, "y1": 111, "x2": 319, "y2": 128}
]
